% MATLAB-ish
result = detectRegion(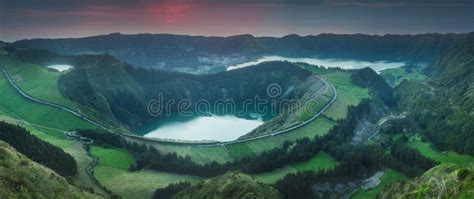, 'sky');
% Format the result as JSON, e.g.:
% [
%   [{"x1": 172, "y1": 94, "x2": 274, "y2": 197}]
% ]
[{"x1": 1, "y1": 0, "x2": 473, "y2": 41}]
